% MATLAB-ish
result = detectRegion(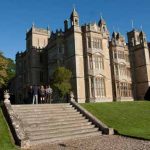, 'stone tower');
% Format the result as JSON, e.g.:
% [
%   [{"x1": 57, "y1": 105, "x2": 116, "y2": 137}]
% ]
[
  {"x1": 26, "y1": 24, "x2": 50, "y2": 50},
  {"x1": 127, "y1": 29, "x2": 150, "y2": 99},
  {"x1": 64, "y1": 8, "x2": 86, "y2": 103}
]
